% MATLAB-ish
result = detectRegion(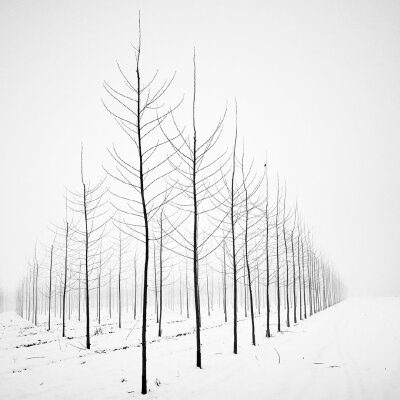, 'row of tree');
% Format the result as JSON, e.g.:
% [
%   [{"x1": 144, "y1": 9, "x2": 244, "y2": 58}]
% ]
[{"x1": 14, "y1": 20, "x2": 345, "y2": 395}]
